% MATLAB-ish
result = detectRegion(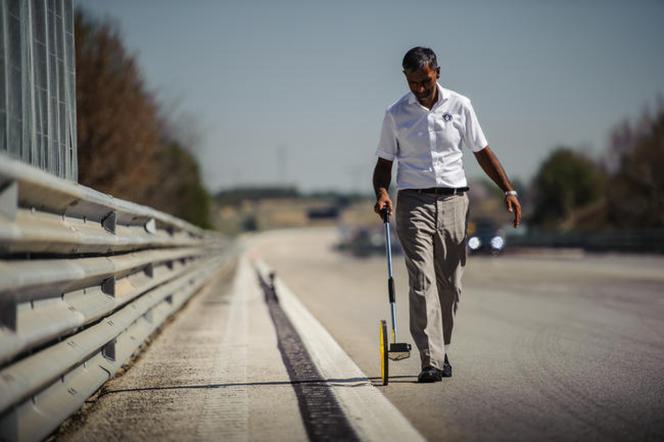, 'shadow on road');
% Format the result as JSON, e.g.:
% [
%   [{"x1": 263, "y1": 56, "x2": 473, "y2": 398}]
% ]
[{"x1": 98, "y1": 376, "x2": 374, "y2": 398}]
